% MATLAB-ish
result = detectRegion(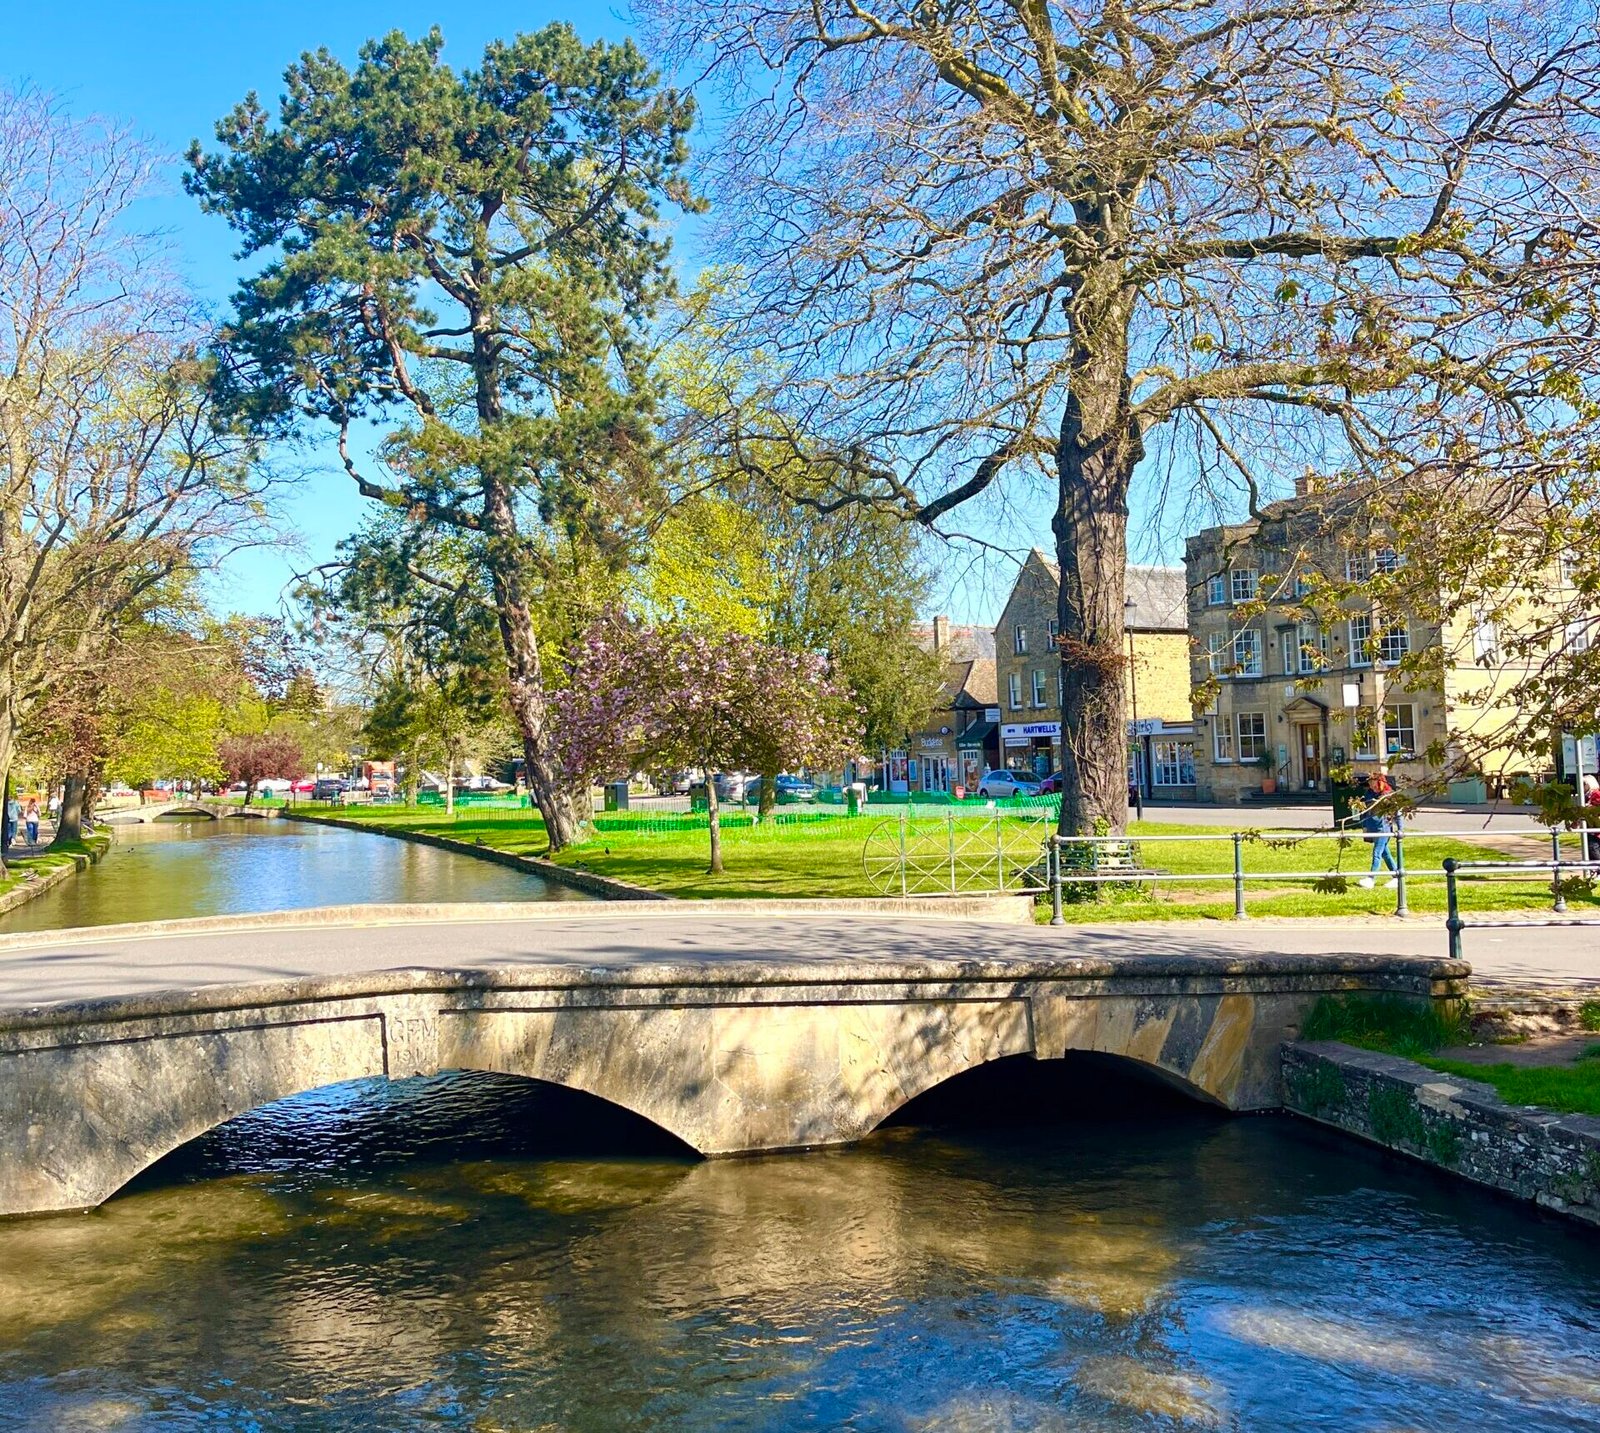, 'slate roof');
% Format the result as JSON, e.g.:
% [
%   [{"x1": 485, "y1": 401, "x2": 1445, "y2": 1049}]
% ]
[{"x1": 1025, "y1": 550, "x2": 1188, "y2": 633}]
